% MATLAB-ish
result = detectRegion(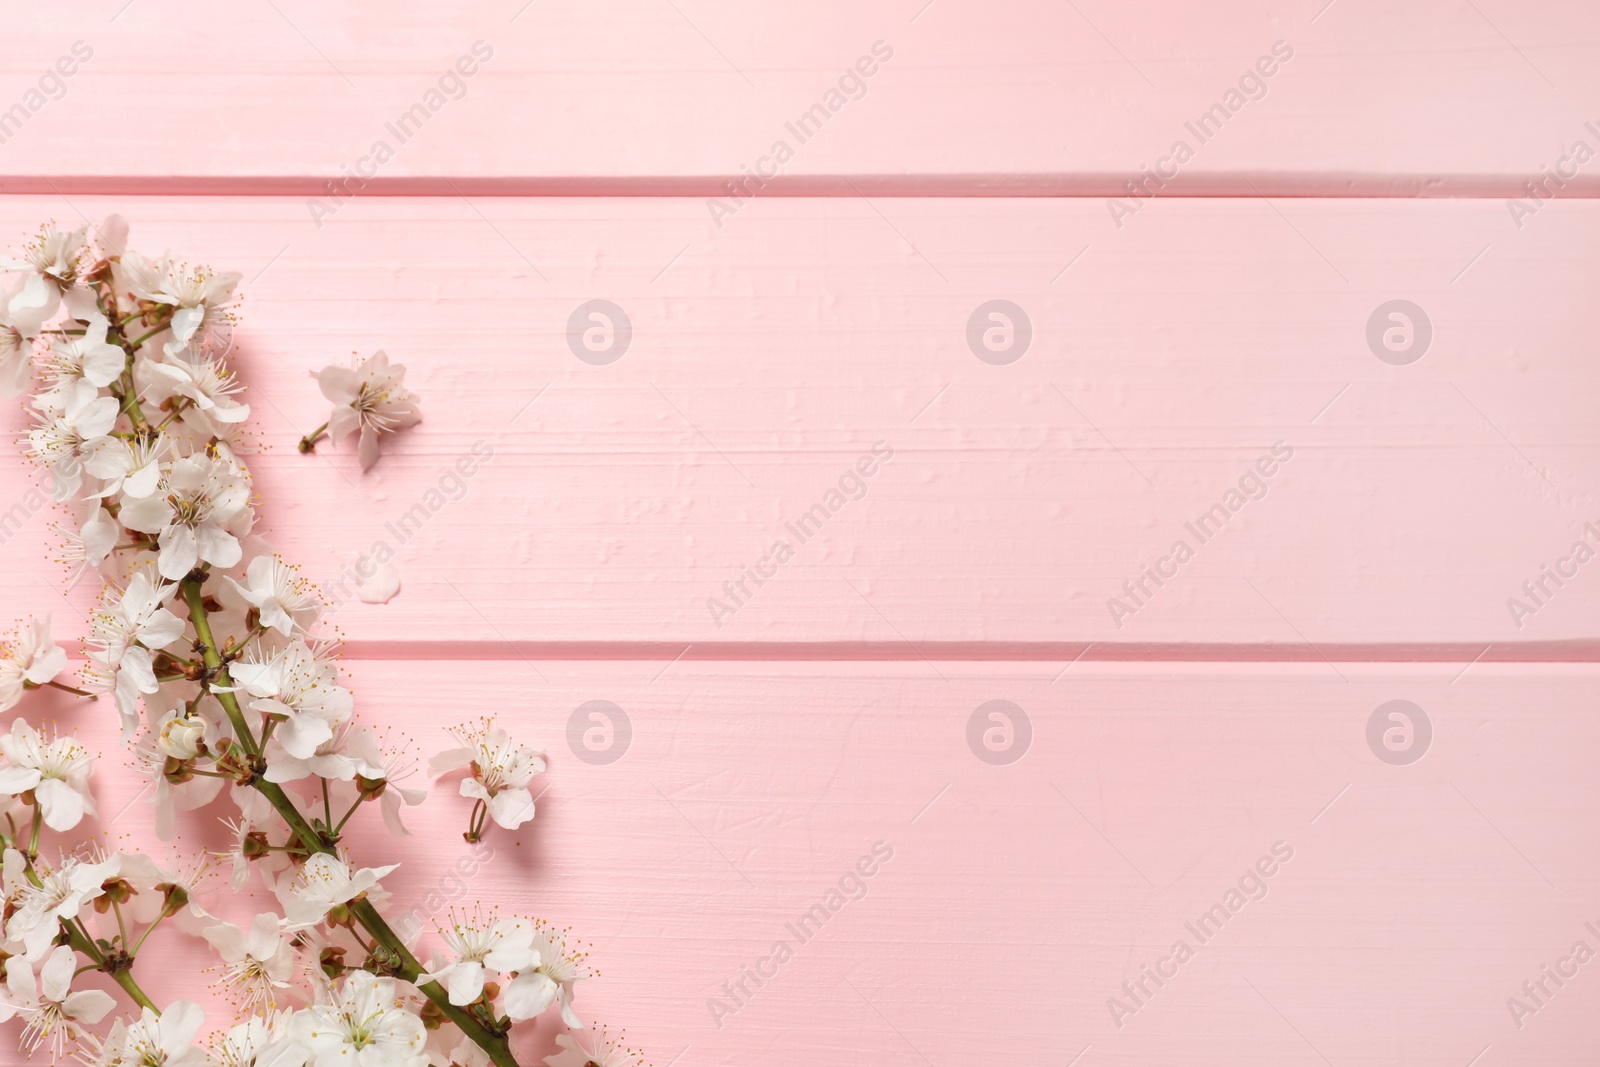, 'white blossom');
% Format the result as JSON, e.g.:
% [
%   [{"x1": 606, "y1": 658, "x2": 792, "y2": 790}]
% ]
[
  {"x1": 4, "y1": 943, "x2": 117, "y2": 1055},
  {"x1": 0, "y1": 615, "x2": 67, "y2": 711},
  {"x1": 229, "y1": 639, "x2": 353, "y2": 761},
  {"x1": 202, "y1": 912, "x2": 296, "y2": 1010},
  {"x1": 117, "y1": 1000, "x2": 209, "y2": 1067},
  {"x1": 7, "y1": 852, "x2": 119, "y2": 962},
  {"x1": 45, "y1": 315, "x2": 126, "y2": 389},
  {"x1": 226, "y1": 554, "x2": 320, "y2": 637},
  {"x1": 419, "y1": 912, "x2": 539, "y2": 1007},
  {"x1": 214, "y1": 1012, "x2": 309, "y2": 1067},
  {"x1": 0, "y1": 272, "x2": 60, "y2": 396},
  {"x1": 4, "y1": 223, "x2": 88, "y2": 292},
  {"x1": 26, "y1": 378, "x2": 118, "y2": 499},
  {"x1": 134, "y1": 725, "x2": 225, "y2": 841},
  {"x1": 314, "y1": 351, "x2": 422, "y2": 470},
  {"x1": 281, "y1": 852, "x2": 398, "y2": 929},
  {"x1": 290, "y1": 971, "x2": 427, "y2": 1067},
  {"x1": 503, "y1": 924, "x2": 592, "y2": 1028},
  {"x1": 117, "y1": 250, "x2": 241, "y2": 354},
  {"x1": 0, "y1": 719, "x2": 95, "y2": 830},
  {"x1": 118, "y1": 453, "x2": 252, "y2": 580},
  {"x1": 543, "y1": 1029, "x2": 645, "y2": 1067},
  {"x1": 85, "y1": 432, "x2": 167, "y2": 500},
  {"x1": 430, "y1": 721, "x2": 545, "y2": 833},
  {"x1": 84, "y1": 572, "x2": 186, "y2": 738},
  {"x1": 344, "y1": 727, "x2": 427, "y2": 836},
  {"x1": 139, "y1": 345, "x2": 250, "y2": 424}
]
